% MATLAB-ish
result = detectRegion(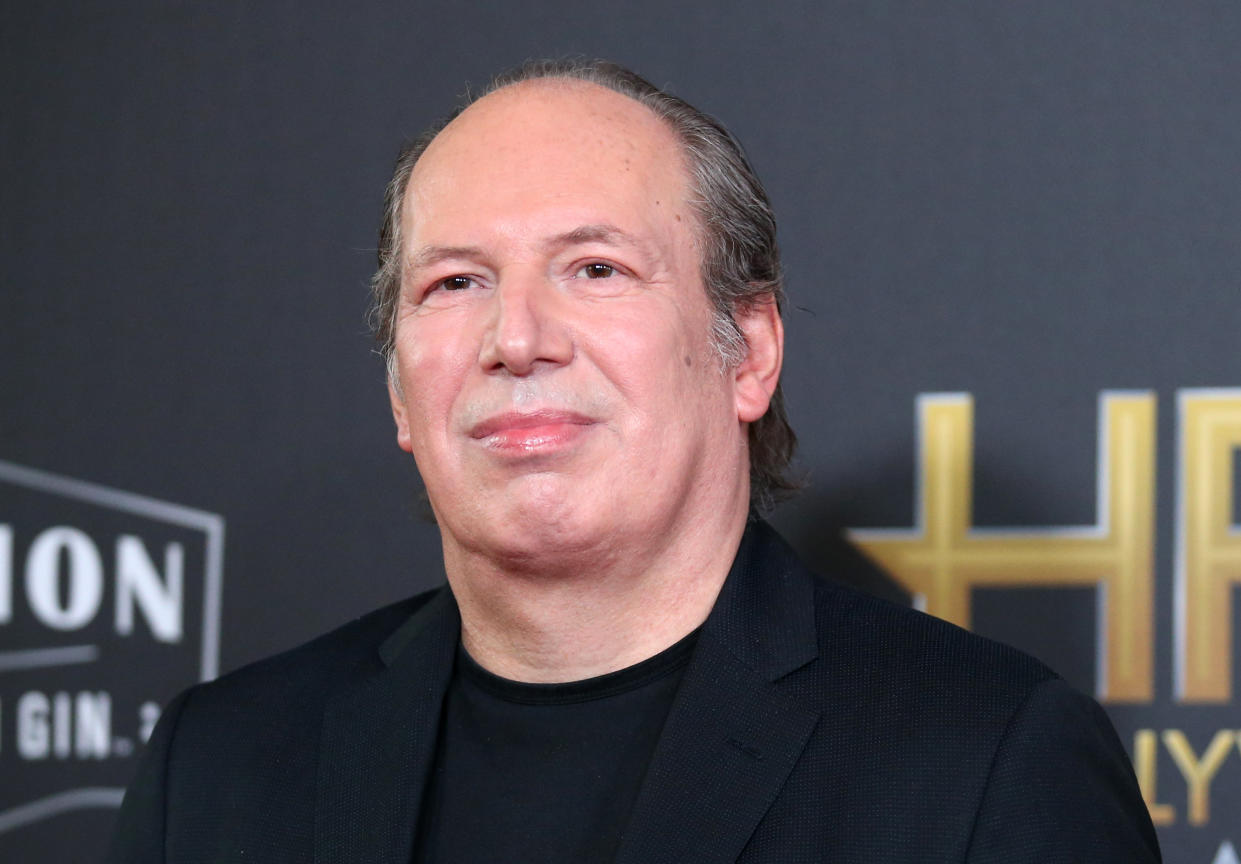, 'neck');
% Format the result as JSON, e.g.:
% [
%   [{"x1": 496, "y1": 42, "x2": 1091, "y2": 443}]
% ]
[{"x1": 441, "y1": 490, "x2": 750, "y2": 684}]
